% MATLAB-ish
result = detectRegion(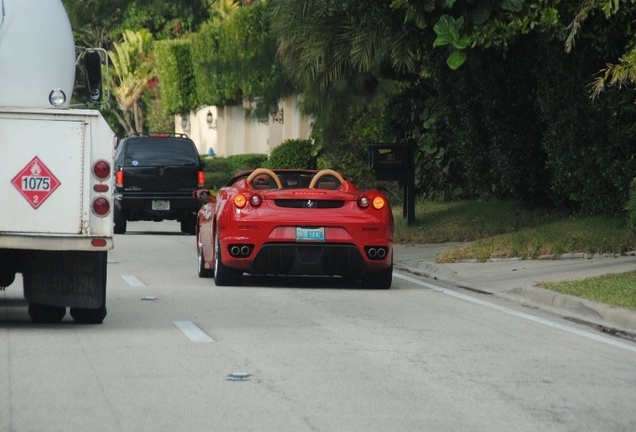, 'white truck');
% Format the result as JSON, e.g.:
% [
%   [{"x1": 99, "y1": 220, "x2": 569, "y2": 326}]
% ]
[{"x1": 0, "y1": 0, "x2": 116, "y2": 323}]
